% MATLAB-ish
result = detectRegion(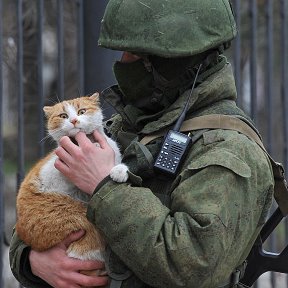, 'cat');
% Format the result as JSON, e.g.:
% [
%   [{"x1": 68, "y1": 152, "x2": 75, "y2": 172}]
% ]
[{"x1": 15, "y1": 93, "x2": 128, "y2": 286}]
